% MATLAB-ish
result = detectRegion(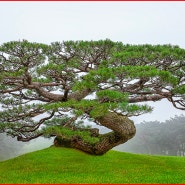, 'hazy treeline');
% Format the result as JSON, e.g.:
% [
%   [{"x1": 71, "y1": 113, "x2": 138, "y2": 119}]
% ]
[{"x1": 115, "y1": 115, "x2": 185, "y2": 156}]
